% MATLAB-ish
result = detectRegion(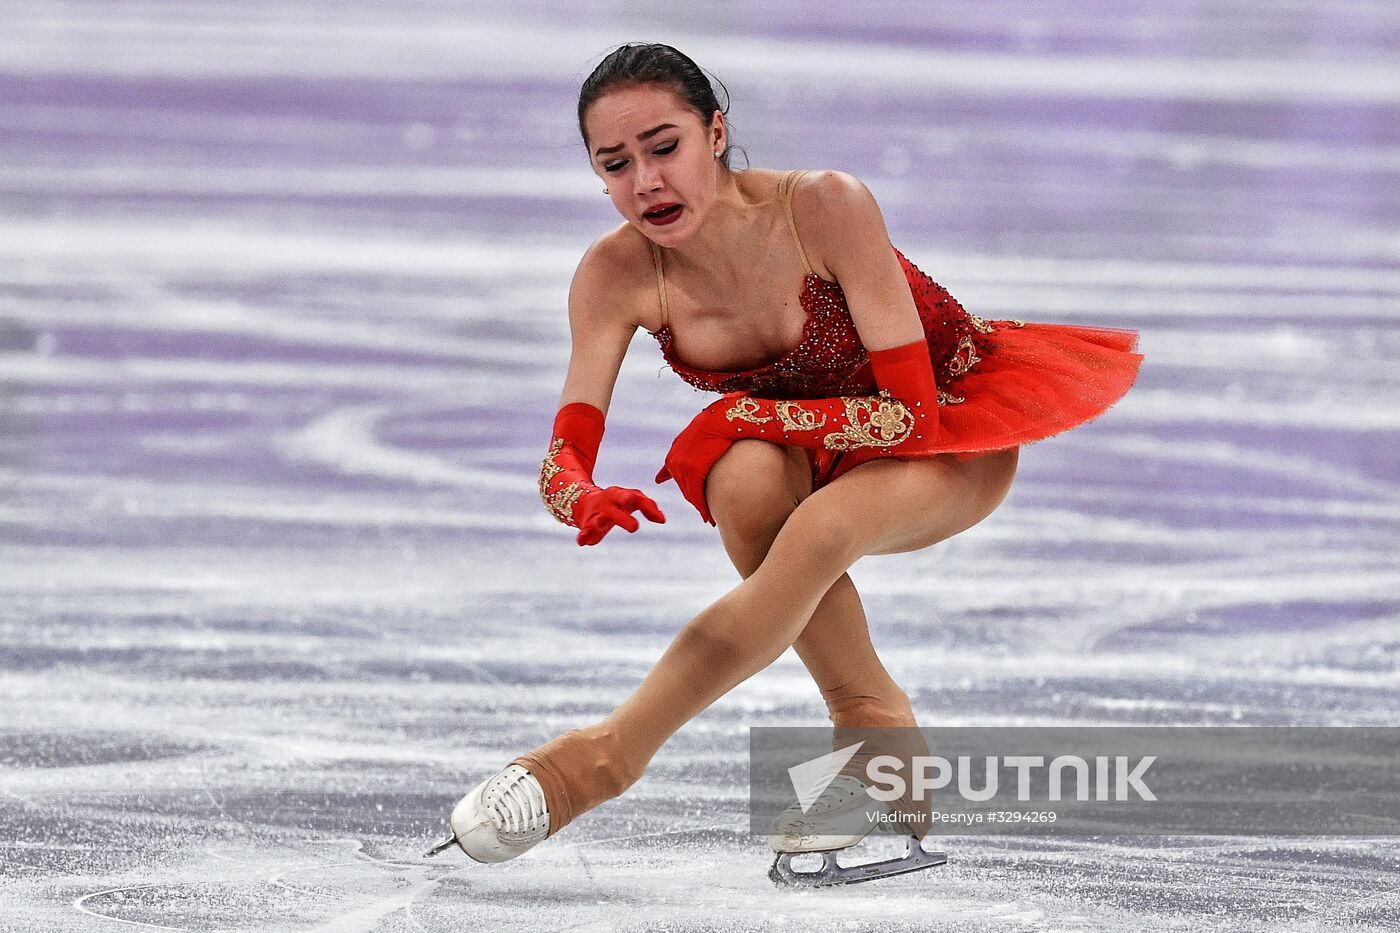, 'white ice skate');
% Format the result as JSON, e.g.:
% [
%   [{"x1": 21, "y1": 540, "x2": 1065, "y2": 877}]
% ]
[
  {"x1": 425, "y1": 764, "x2": 549, "y2": 863},
  {"x1": 767, "y1": 774, "x2": 947, "y2": 888}
]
